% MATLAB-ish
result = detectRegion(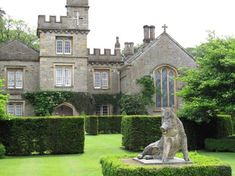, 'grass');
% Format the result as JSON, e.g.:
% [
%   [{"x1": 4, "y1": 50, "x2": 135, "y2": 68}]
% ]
[{"x1": 0, "y1": 134, "x2": 234, "y2": 176}]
